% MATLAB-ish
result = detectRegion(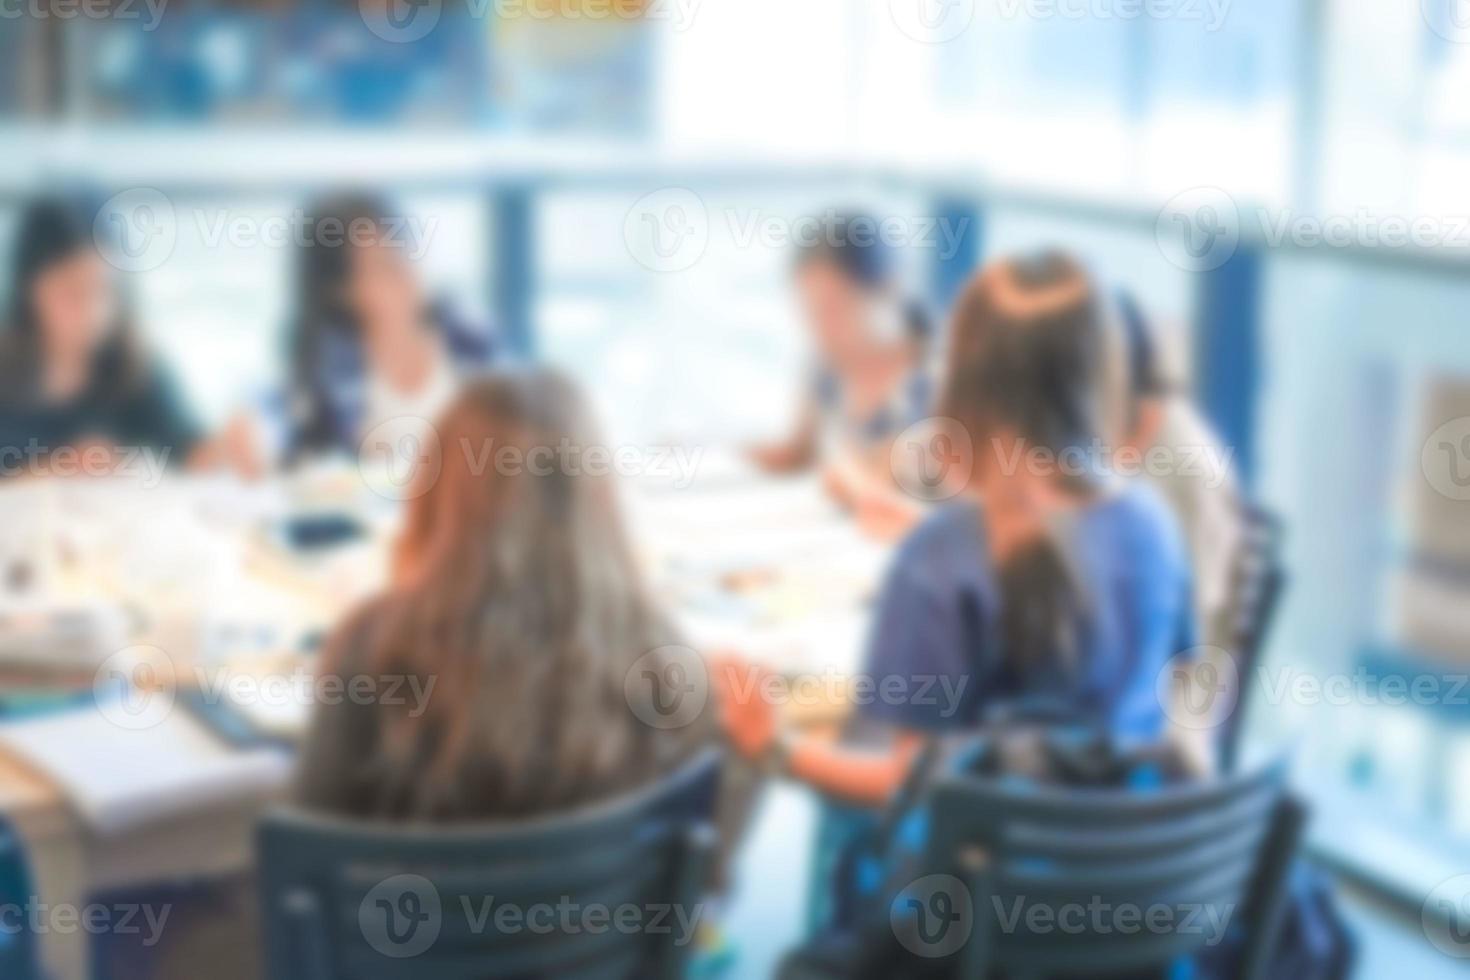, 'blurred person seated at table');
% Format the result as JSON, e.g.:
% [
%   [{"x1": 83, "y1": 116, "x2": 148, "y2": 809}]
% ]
[
  {"x1": 282, "y1": 193, "x2": 497, "y2": 464},
  {"x1": 0, "y1": 196, "x2": 256, "y2": 479},
  {"x1": 749, "y1": 212, "x2": 935, "y2": 538},
  {"x1": 720, "y1": 252, "x2": 1196, "y2": 807},
  {"x1": 1116, "y1": 290, "x2": 1241, "y2": 653},
  {"x1": 295, "y1": 369, "x2": 714, "y2": 819}
]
